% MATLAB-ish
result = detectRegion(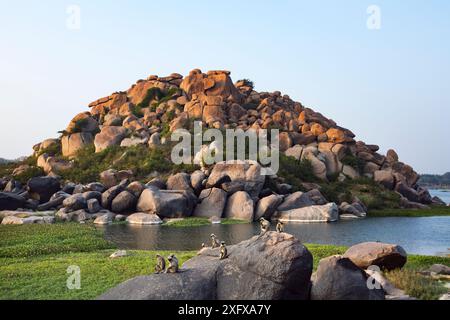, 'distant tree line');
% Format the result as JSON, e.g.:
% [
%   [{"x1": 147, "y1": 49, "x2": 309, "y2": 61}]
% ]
[{"x1": 419, "y1": 172, "x2": 450, "y2": 186}]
